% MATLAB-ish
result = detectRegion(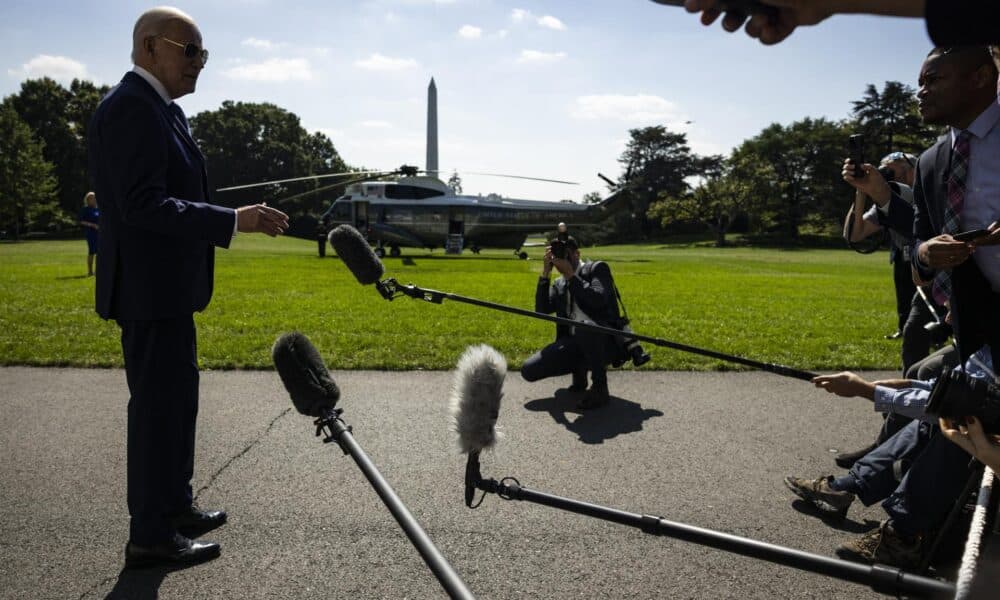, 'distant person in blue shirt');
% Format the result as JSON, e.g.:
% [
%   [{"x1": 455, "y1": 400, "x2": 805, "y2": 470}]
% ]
[{"x1": 78, "y1": 191, "x2": 99, "y2": 276}]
